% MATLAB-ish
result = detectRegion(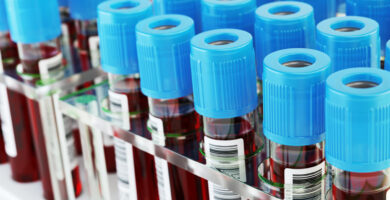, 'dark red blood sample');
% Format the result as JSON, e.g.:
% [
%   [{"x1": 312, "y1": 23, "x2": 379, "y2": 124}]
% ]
[
  {"x1": 261, "y1": 144, "x2": 324, "y2": 198},
  {"x1": 332, "y1": 171, "x2": 390, "y2": 200},
  {"x1": 21, "y1": 45, "x2": 60, "y2": 75},
  {"x1": 104, "y1": 145, "x2": 116, "y2": 173},
  {"x1": 0, "y1": 127, "x2": 7, "y2": 163},
  {"x1": 28, "y1": 100, "x2": 82, "y2": 199},
  {"x1": 73, "y1": 129, "x2": 82, "y2": 155},
  {"x1": 6, "y1": 89, "x2": 40, "y2": 182},
  {"x1": 147, "y1": 96, "x2": 209, "y2": 200},
  {"x1": 1, "y1": 34, "x2": 19, "y2": 70}
]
